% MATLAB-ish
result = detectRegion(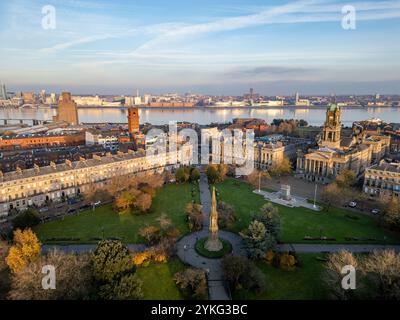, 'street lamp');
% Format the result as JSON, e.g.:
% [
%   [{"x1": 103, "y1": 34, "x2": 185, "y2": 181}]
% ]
[
  {"x1": 183, "y1": 244, "x2": 188, "y2": 263},
  {"x1": 313, "y1": 183, "x2": 318, "y2": 209}
]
